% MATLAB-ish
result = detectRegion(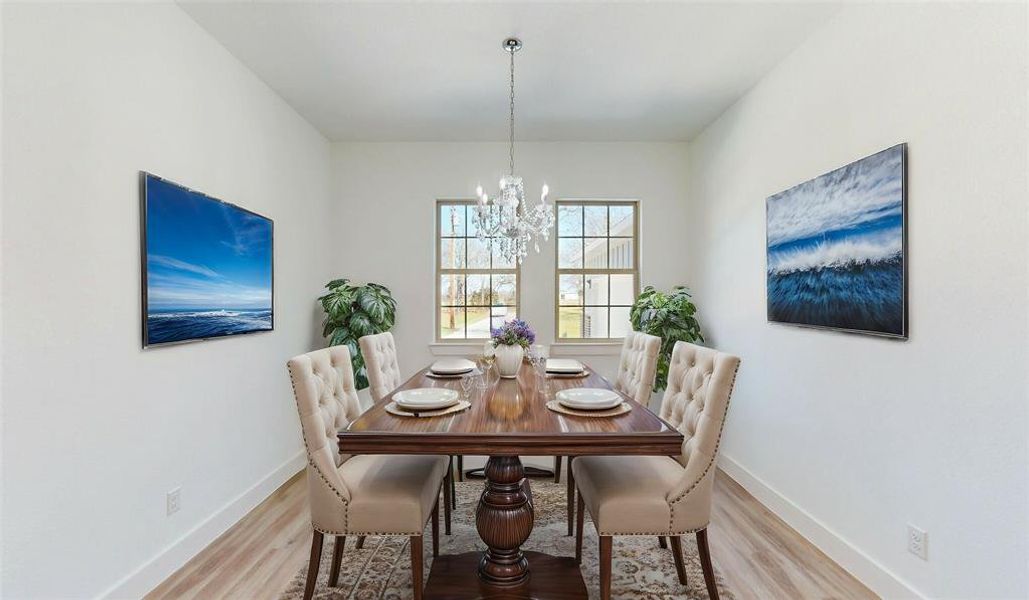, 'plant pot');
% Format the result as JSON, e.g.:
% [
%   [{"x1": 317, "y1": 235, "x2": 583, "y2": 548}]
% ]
[{"x1": 494, "y1": 344, "x2": 524, "y2": 378}]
